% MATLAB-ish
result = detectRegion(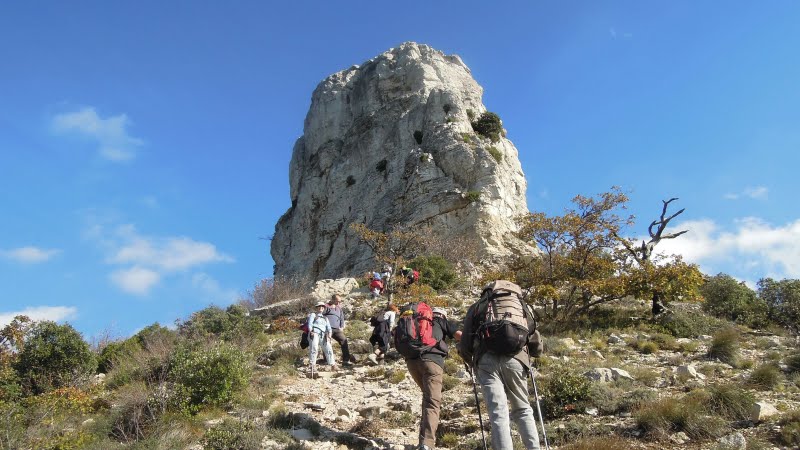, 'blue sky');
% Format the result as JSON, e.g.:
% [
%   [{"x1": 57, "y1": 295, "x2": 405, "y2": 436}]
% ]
[{"x1": 2, "y1": 2, "x2": 799, "y2": 338}]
